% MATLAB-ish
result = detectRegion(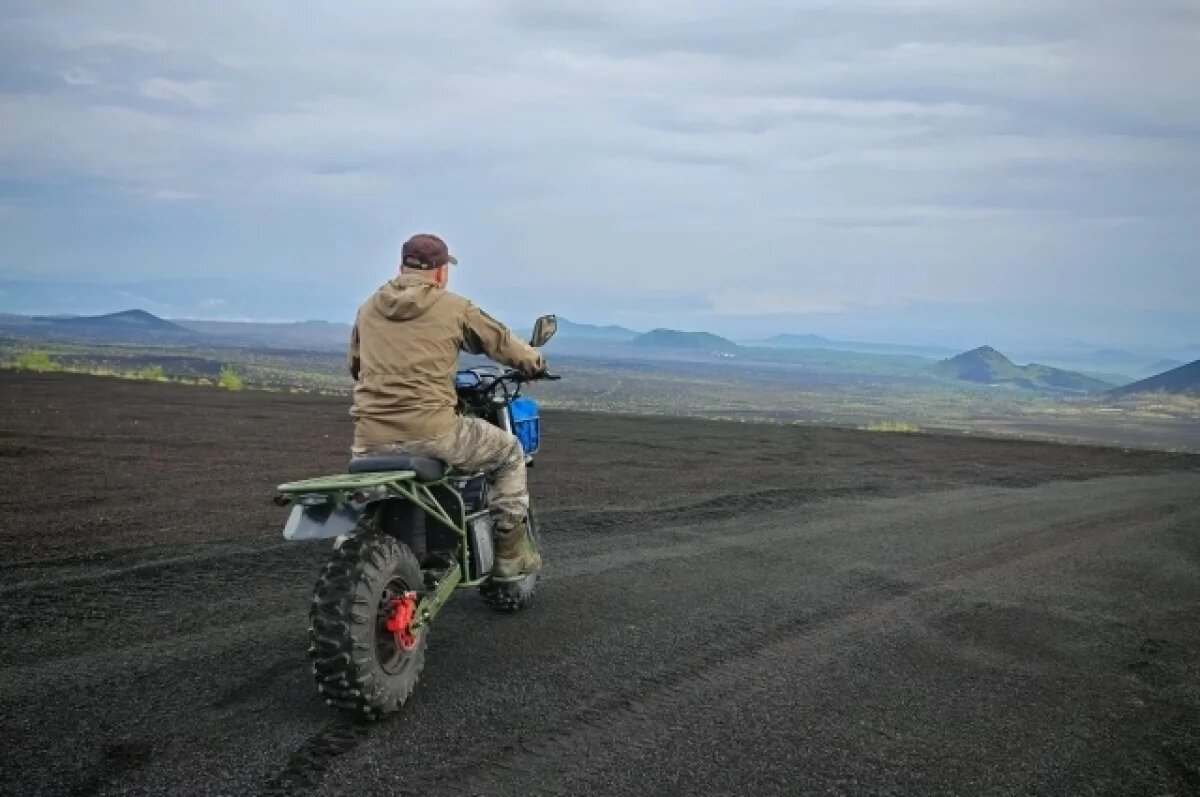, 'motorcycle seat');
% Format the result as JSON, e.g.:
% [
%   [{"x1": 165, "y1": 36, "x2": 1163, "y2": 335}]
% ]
[{"x1": 348, "y1": 454, "x2": 447, "y2": 482}]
